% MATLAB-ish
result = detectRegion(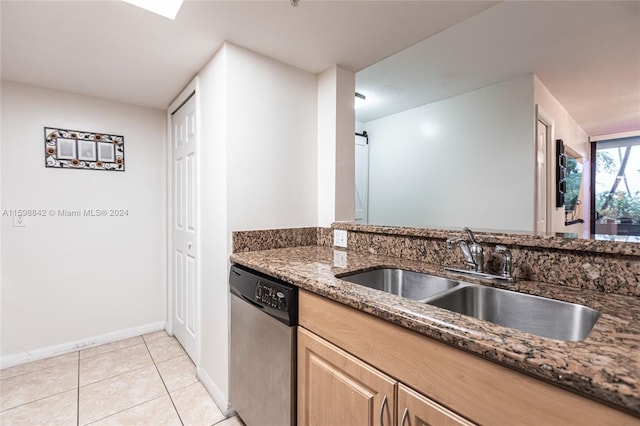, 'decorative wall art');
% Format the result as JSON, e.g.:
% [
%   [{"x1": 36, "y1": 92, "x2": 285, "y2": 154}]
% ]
[{"x1": 44, "y1": 127, "x2": 125, "y2": 171}]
